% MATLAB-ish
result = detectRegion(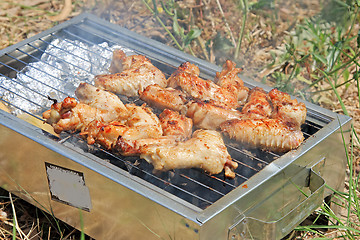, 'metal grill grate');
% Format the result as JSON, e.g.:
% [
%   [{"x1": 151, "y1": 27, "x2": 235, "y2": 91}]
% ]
[{"x1": 0, "y1": 15, "x2": 324, "y2": 209}]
